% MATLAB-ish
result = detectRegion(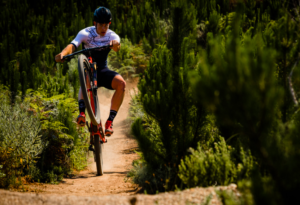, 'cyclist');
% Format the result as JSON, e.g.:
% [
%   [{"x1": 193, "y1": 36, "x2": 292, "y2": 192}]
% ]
[{"x1": 55, "y1": 7, "x2": 125, "y2": 137}]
